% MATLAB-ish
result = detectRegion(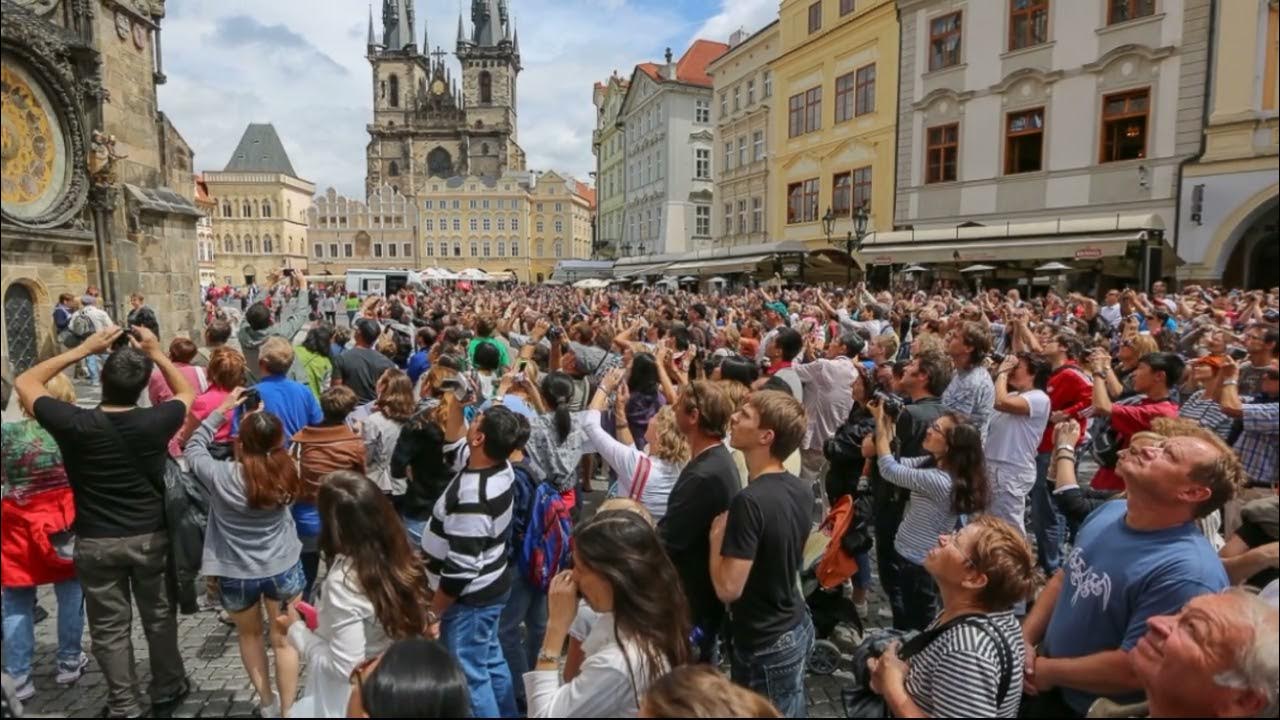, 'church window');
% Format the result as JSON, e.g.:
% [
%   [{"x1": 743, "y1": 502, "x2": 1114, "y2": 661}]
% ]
[
  {"x1": 389, "y1": 75, "x2": 400, "y2": 107},
  {"x1": 480, "y1": 71, "x2": 493, "y2": 104},
  {"x1": 389, "y1": 161, "x2": 400, "y2": 177}
]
